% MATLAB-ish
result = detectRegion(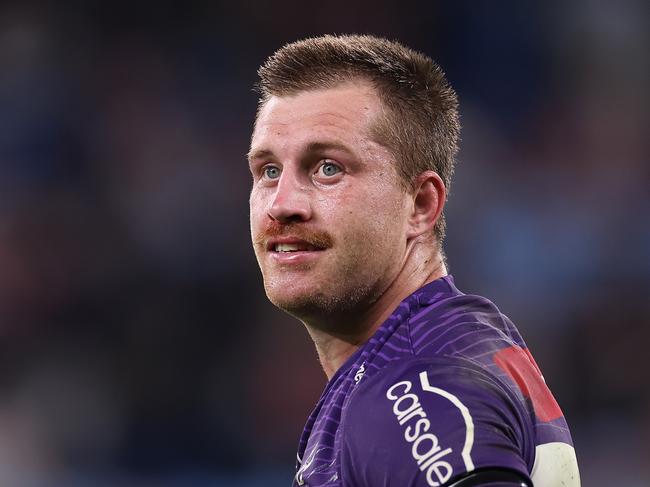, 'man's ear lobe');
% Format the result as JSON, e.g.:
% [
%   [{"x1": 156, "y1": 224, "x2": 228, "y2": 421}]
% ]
[{"x1": 406, "y1": 171, "x2": 446, "y2": 239}]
